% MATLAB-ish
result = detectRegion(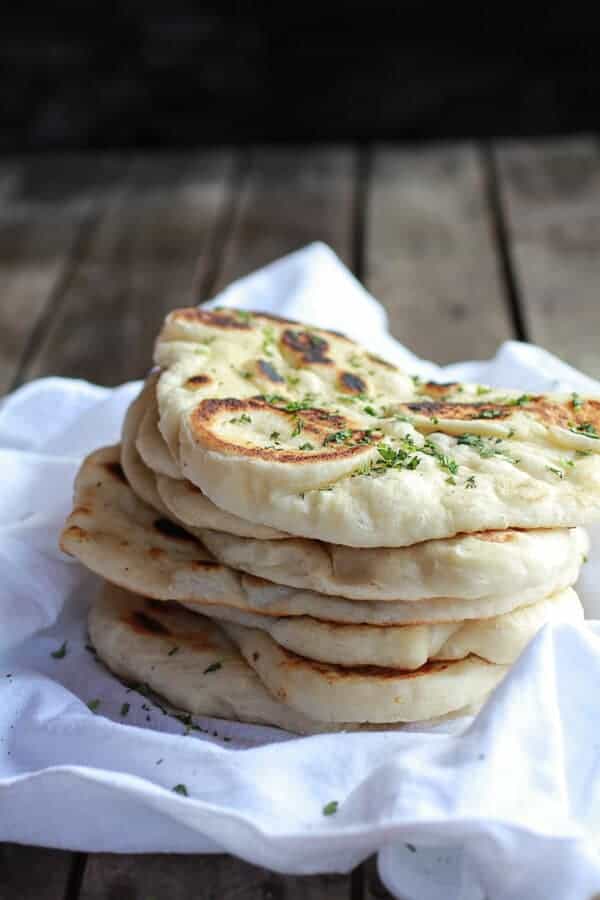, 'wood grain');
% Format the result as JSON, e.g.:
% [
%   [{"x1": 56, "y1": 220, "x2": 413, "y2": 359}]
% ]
[
  {"x1": 494, "y1": 137, "x2": 600, "y2": 379},
  {"x1": 17, "y1": 151, "x2": 235, "y2": 386},
  {"x1": 213, "y1": 146, "x2": 356, "y2": 291},
  {"x1": 79, "y1": 853, "x2": 351, "y2": 900},
  {"x1": 365, "y1": 144, "x2": 514, "y2": 363},
  {"x1": 0, "y1": 155, "x2": 124, "y2": 393},
  {"x1": 0, "y1": 843, "x2": 73, "y2": 899}
]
